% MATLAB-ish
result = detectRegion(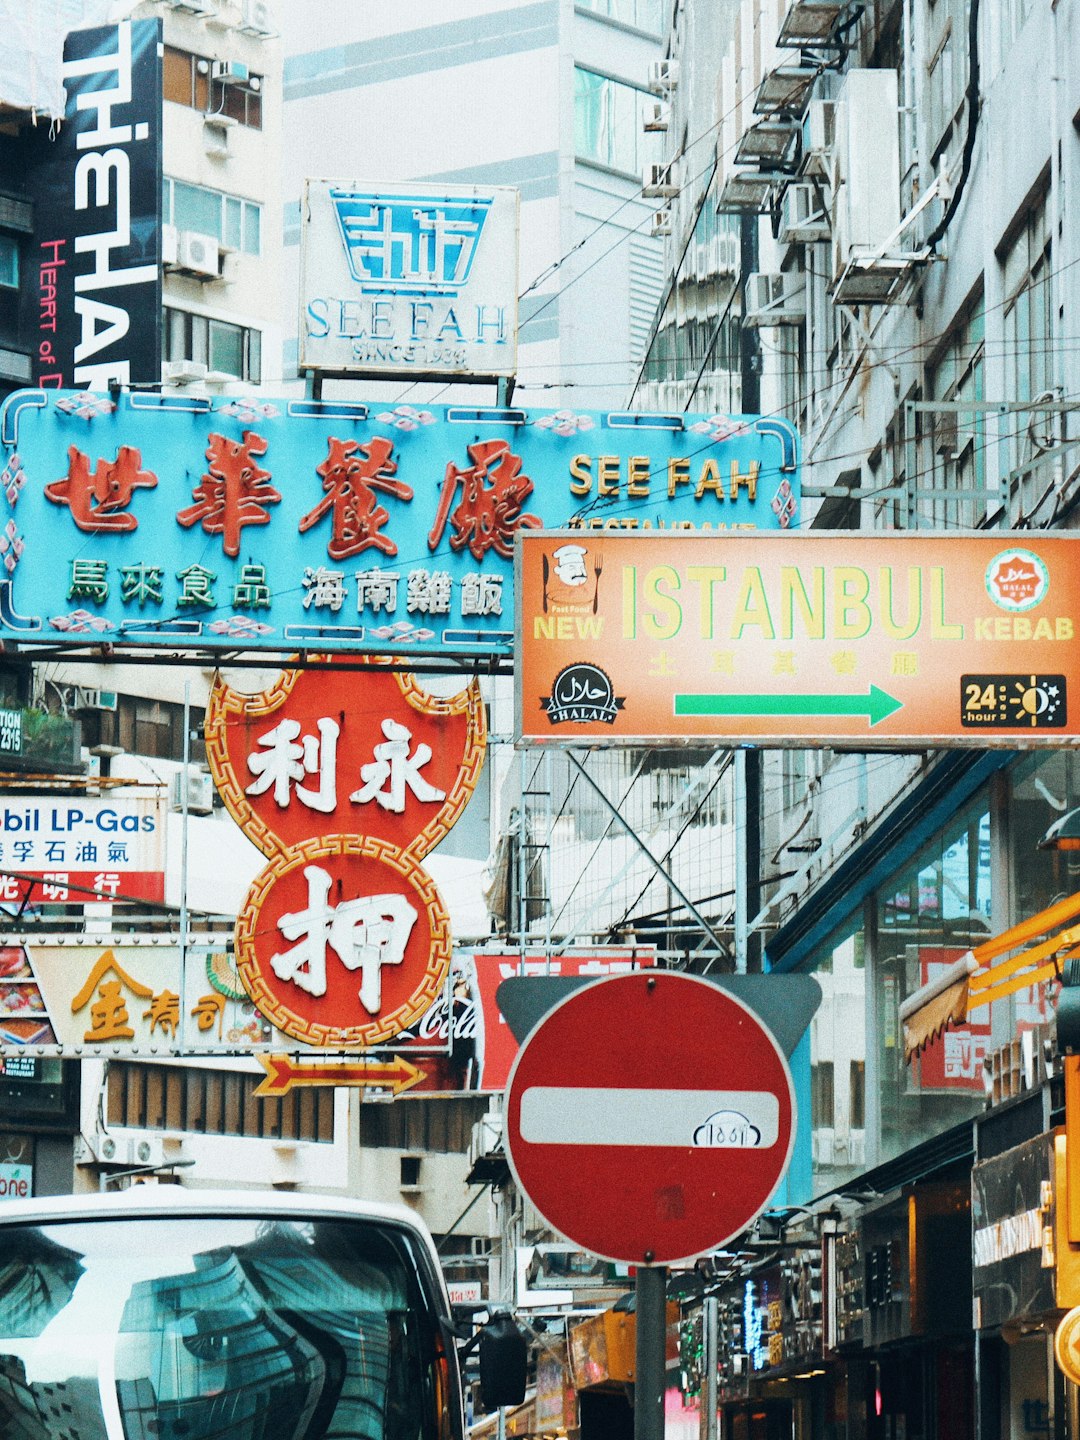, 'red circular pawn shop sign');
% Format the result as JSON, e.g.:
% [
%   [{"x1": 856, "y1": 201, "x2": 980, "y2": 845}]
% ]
[{"x1": 504, "y1": 971, "x2": 796, "y2": 1265}]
